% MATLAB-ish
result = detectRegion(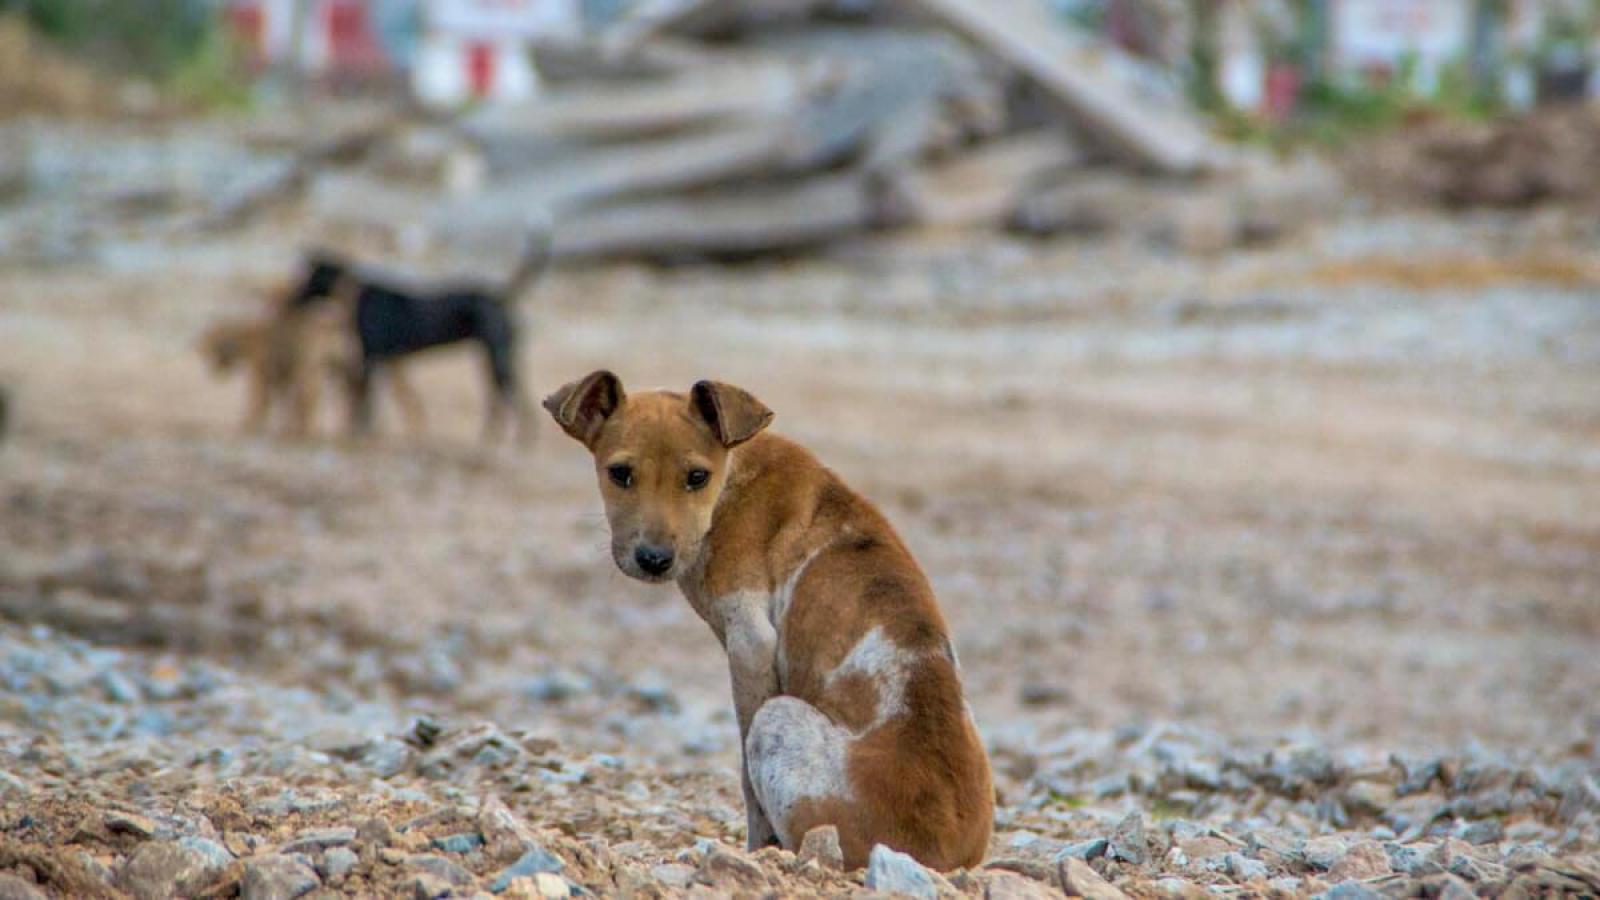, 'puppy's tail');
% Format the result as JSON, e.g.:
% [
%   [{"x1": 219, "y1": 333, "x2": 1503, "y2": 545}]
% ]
[{"x1": 501, "y1": 227, "x2": 553, "y2": 304}]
